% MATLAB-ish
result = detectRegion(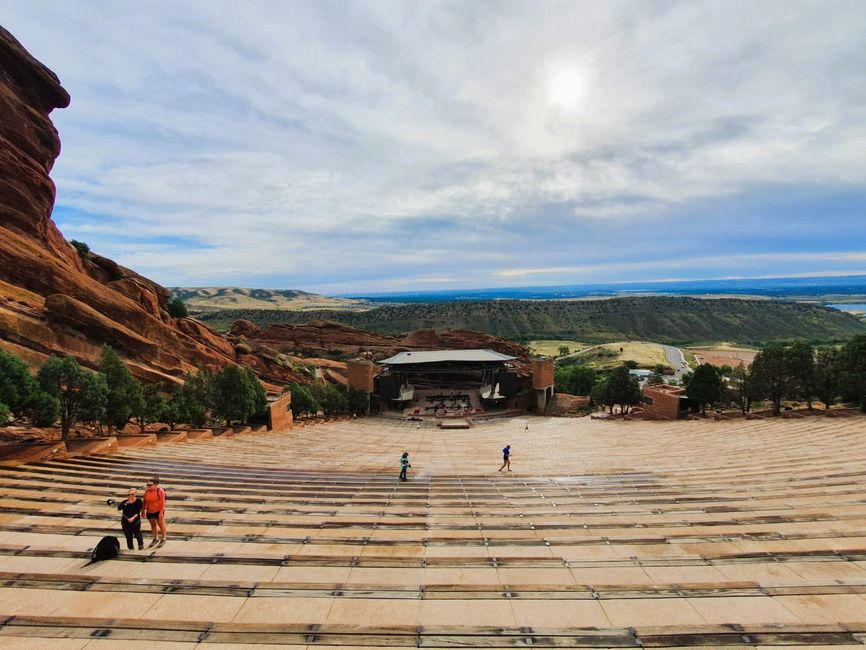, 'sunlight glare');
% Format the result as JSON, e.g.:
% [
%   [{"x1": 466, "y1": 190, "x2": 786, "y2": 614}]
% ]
[{"x1": 547, "y1": 67, "x2": 584, "y2": 110}]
